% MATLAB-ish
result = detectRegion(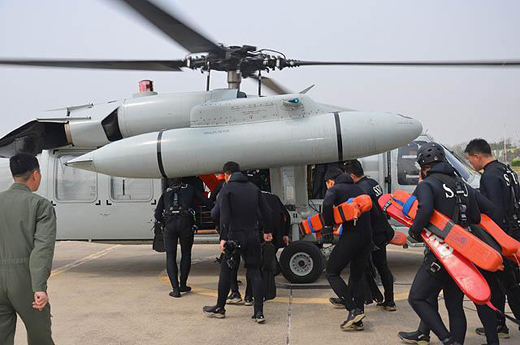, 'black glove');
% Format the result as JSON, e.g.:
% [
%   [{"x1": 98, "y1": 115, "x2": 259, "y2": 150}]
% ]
[
  {"x1": 322, "y1": 226, "x2": 334, "y2": 243},
  {"x1": 153, "y1": 221, "x2": 164, "y2": 236},
  {"x1": 409, "y1": 230, "x2": 423, "y2": 243}
]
